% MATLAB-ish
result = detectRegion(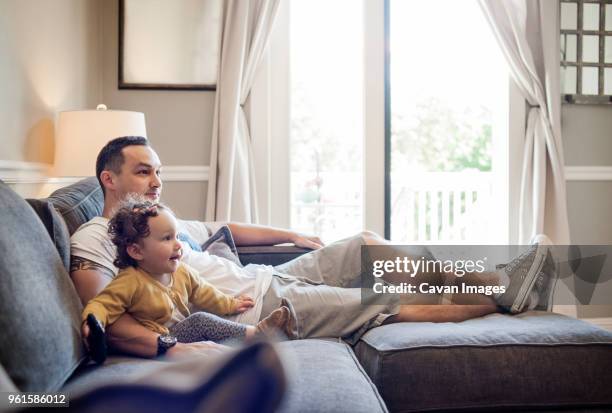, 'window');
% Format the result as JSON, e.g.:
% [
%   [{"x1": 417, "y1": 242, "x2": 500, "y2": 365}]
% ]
[
  {"x1": 256, "y1": 0, "x2": 519, "y2": 244},
  {"x1": 386, "y1": 0, "x2": 509, "y2": 243},
  {"x1": 560, "y1": 0, "x2": 612, "y2": 103},
  {"x1": 288, "y1": 0, "x2": 364, "y2": 242}
]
